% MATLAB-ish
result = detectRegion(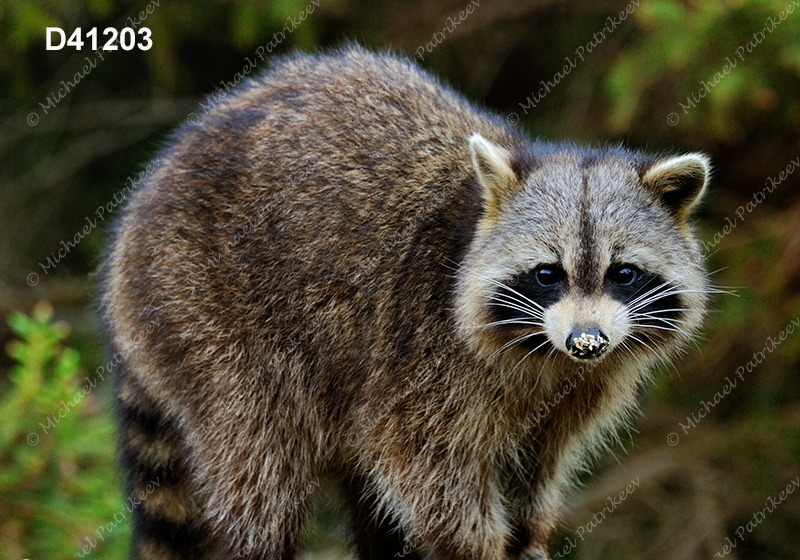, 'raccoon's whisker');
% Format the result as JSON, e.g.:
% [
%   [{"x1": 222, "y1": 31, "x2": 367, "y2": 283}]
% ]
[
  {"x1": 617, "y1": 338, "x2": 638, "y2": 363},
  {"x1": 703, "y1": 247, "x2": 723, "y2": 260},
  {"x1": 480, "y1": 276, "x2": 547, "y2": 312},
  {"x1": 488, "y1": 332, "x2": 542, "y2": 364},
  {"x1": 633, "y1": 334, "x2": 680, "y2": 371},
  {"x1": 500, "y1": 286, "x2": 547, "y2": 313},
  {"x1": 627, "y1": 281, "x2": 690, "y2": 305},
  {"x1": 633, "y1": 317, "x2": 694, "y2": 335},
  {"x1": 625, "y1": 279, "x2": 676, "y2": 308},
  {"x1": 632, "y1": 323, "x2": 690, "y2": 337},
  {"x1": 490, "y1": 331, "x2": 549, "y2": 360},
  {"x1": 632, "y1": 308, "x2": 692, "y2": 316},
  {"x1": 540, "y1": 344, "x2": 561, "y2": 372},
  {"x1": 621, "y1": 337, "x2": 659, "y2": 374},
  {"x1": 628, "y1": 291, "x2": 709, "y2": 316},
  {"x1": 630, "y1": 312, "x2": 694, "y2": 327},
  {"x1": 629, "y1": 296, "x2": 678, "y2": 315},
  {"x1": 511, "y1": 338, "x2": 552, "y2": 373},
  {"x1": 484, "y1": 299, "x2": 544, "y2": 321},
  {"x1": 442, "y1": 257, "x2": 468, "y2": 275},
  {"x1": 625, "y1": 333, "x2": 663, "y2": 362},
  {"x1": 480, "y1": 289, "x2": 541, "y2": 311},
  {"x1": 482, "y1": 289, "x2": 545, "y2": 315},
  {"x1": 615, "y1": 337, "x2": 653, "y2": 375},
  {"x1": 467, "y1": 318, "x2": 544, "y2": 330},
  {"x1": 630, "y1": 310, "x2": 686, "y2": 322},
  {"x1": 448, "y1": 263, "x2": 549, "y2": 314},
  {"x1": 628, "y1": 276, "x2": 676, "y2": 302},
  {"x1": 481, "y1": 297, "x2": 545, "y2": 324},
  {"x1": 704, "y1": 279, "x2": 739, "y2": 295},
  {"x1": 706, "y1": 286, "x2": 738, "y2": 296},
  {"x1": 672, "y1": 285, "x2": 733, "y2": 296},
  {"x1": 628, "y1": 287, "x2": 706, "y2": 312}
]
